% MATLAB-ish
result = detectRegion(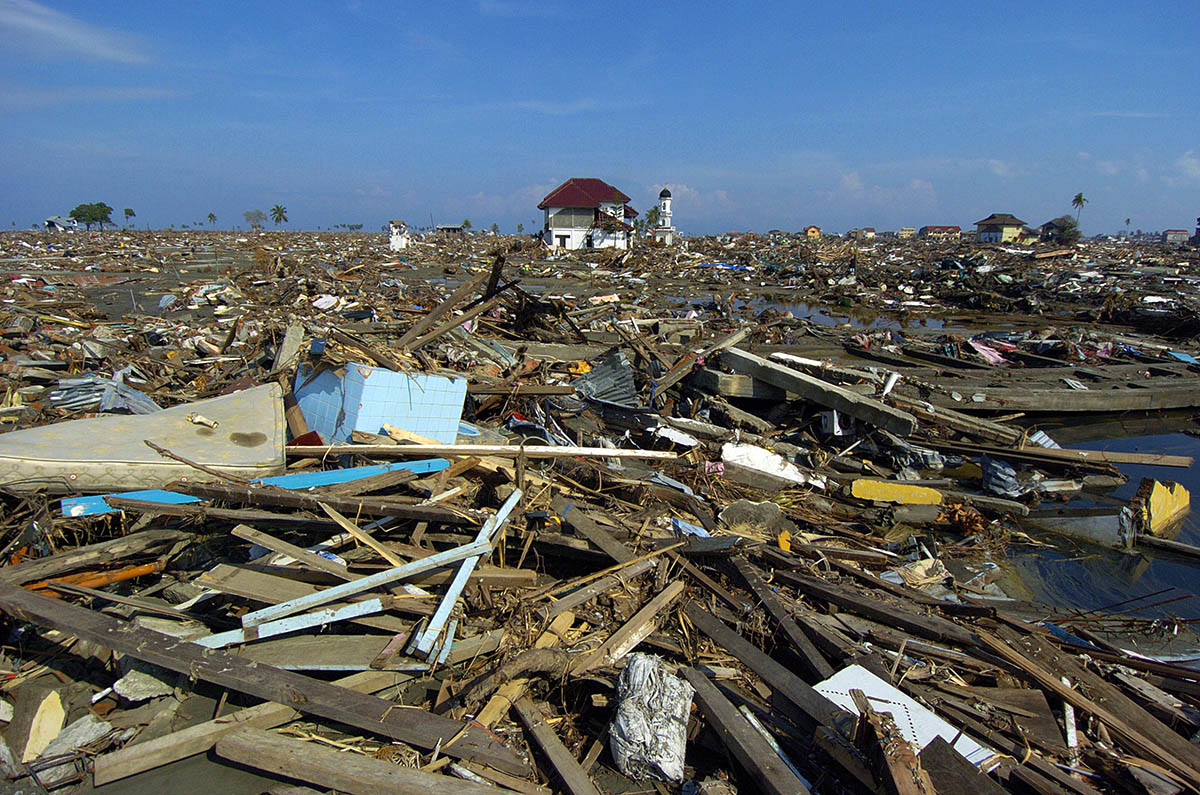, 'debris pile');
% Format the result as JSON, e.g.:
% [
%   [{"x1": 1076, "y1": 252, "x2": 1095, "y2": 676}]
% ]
[{"x1": 0, "y1": 229, "x2": 1196, "y2": 792}]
